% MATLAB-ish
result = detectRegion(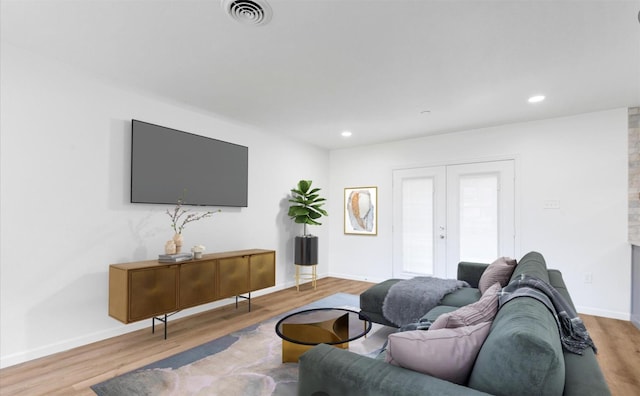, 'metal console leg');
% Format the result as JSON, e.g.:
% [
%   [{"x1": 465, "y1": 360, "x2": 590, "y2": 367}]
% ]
[
  {"x1": 235, "y1": 292, "x2": 252, "y2": 312},
  {"x1": 152, "y1": 314, "x2": 168, "y2": 339},
  {"x1": 151, "y1": 312, "x2": 178, "y2": 339}
]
